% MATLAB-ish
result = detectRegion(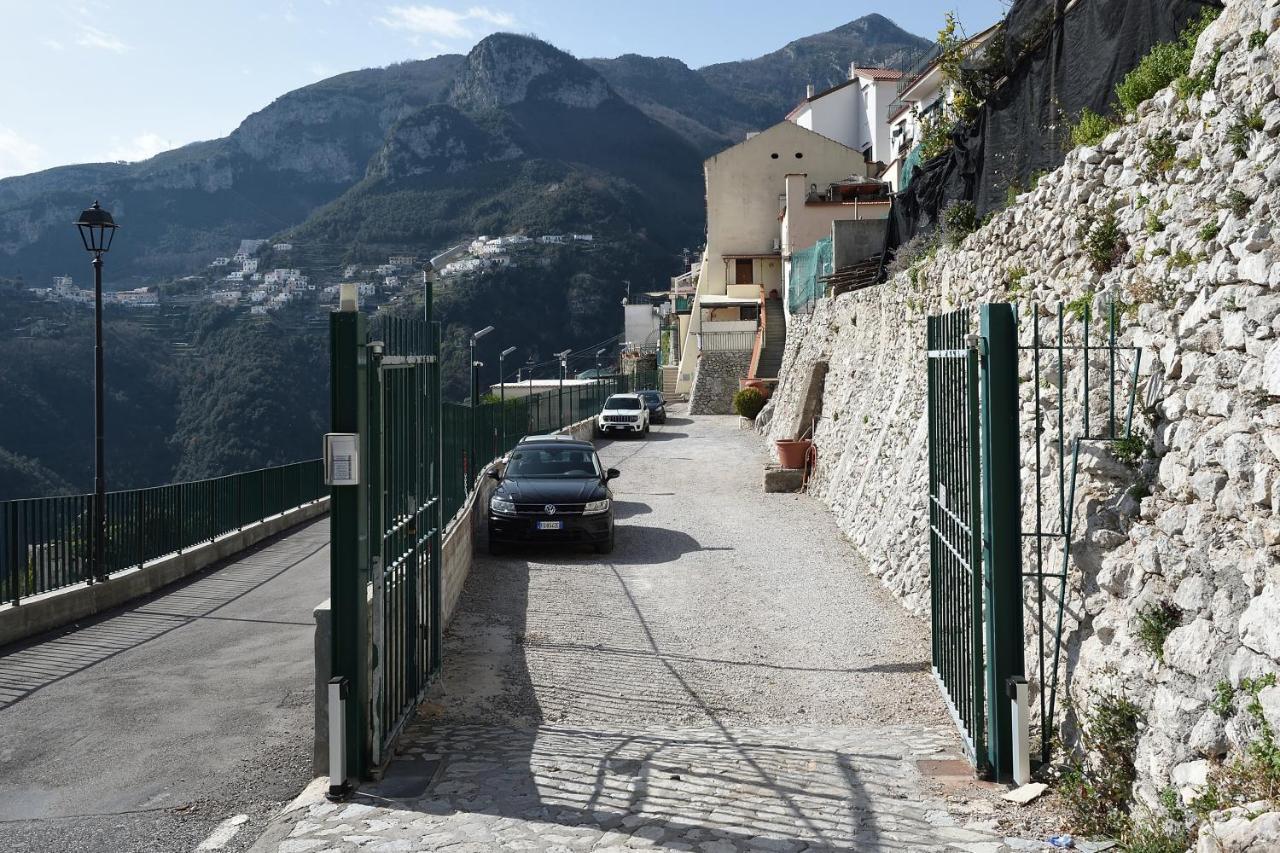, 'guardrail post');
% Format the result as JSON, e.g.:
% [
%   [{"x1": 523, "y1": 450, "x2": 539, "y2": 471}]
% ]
[{"x1": 979, "y1": 303, "x2": 1024, "y2": 781}]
